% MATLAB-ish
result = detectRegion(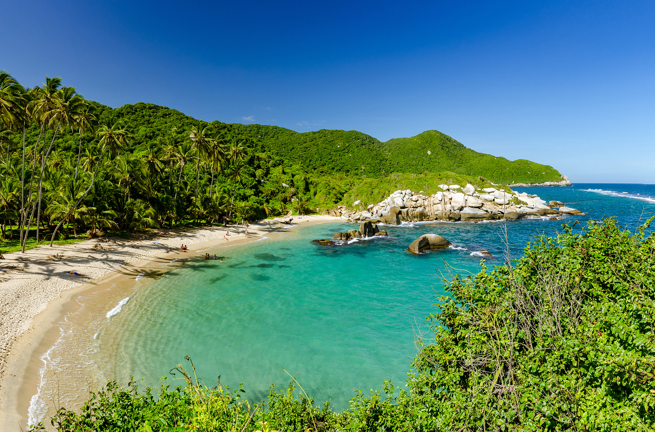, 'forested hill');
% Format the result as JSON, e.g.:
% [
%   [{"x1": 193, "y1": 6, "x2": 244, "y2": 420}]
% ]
[{"x1": 100, "y1": 102, "x2": 564, "y2": 185}]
